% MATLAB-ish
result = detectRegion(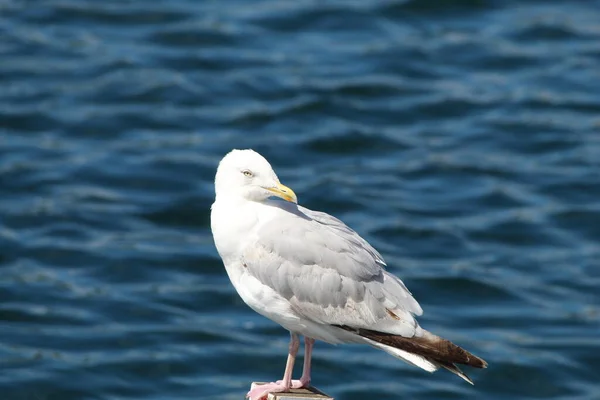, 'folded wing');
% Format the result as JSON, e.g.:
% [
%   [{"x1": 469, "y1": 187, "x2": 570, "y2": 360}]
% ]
[{"x1": 243, "y1": 204, "x2": 423, "y2": 338}]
